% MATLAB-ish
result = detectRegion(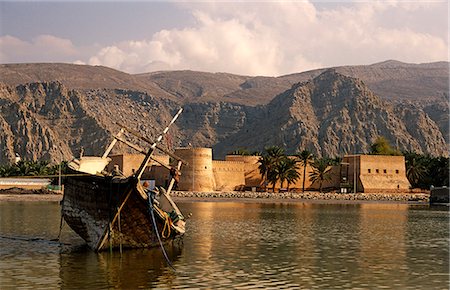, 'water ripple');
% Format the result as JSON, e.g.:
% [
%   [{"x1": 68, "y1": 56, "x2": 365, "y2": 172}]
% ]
[{"x1": 1, "y1": 201, "x2": 448, "y2": 289}]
